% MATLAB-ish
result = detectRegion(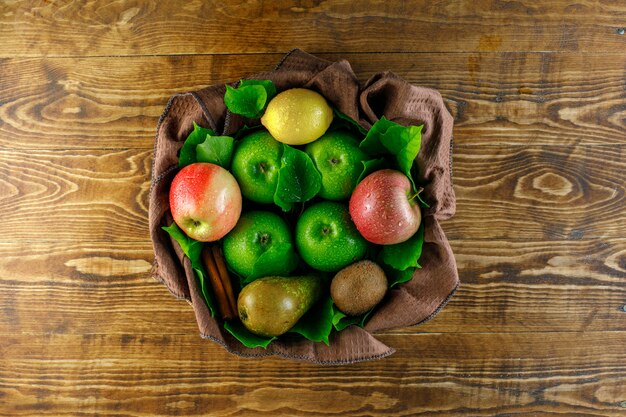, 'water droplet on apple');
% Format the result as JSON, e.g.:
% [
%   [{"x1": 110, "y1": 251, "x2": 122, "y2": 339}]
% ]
[{"x1": 398, "y1": 222, "x2": 402, "y2": 227}]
